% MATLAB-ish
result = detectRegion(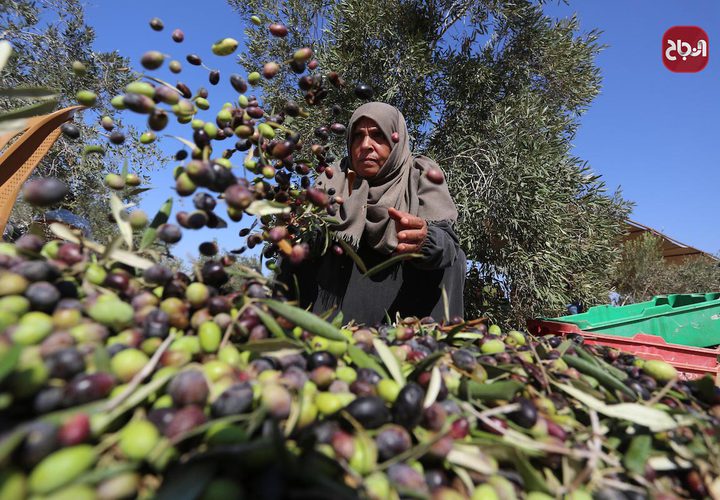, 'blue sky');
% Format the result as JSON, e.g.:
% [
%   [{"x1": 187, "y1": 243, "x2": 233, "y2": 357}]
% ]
[{"x1": 84, "y1": 0, "x2": 720, "y2": 260}]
